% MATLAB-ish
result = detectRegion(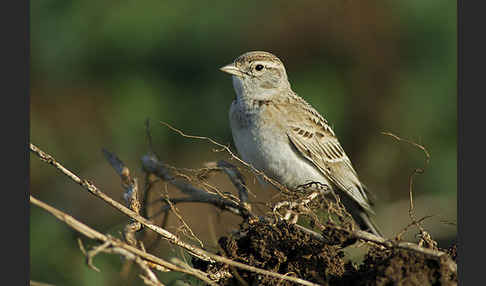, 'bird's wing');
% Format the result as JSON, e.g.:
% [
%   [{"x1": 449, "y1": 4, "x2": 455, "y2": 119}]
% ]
[{"x1": 282, "y1": 95, "x2": 373, "y2": 213}]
